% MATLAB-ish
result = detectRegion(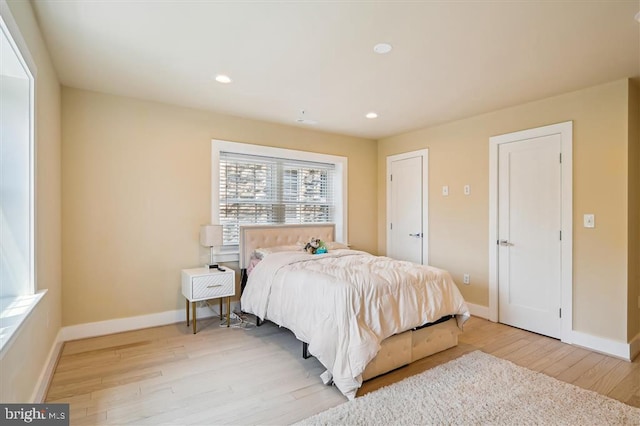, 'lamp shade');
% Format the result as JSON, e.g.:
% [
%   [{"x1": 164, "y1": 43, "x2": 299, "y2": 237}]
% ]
[{"x1": 200, "y1": 224, "x2": 223, "y2": 248}]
